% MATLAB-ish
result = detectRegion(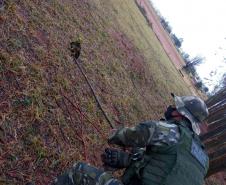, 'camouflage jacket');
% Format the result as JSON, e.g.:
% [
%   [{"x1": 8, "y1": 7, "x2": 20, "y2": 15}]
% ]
[{"x1": 108, "y1": 120, "x2": 181, "y2": 148}]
